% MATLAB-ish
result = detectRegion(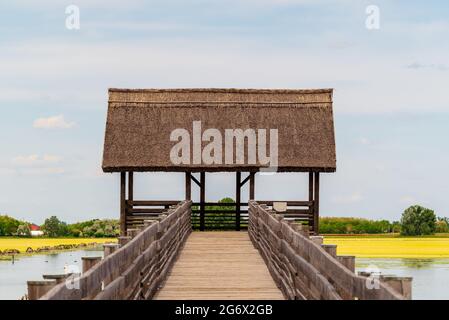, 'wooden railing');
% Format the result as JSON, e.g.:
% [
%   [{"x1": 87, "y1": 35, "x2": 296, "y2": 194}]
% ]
[
  {"x1": 40, "y1": 201, "x2": 191, "y2": 300},
  {"x1": 256, "y1": 201, "x2": 315, "y2": 233},
  {"x1": 191, "y1": 202, "x2": 249, "y2": 230},
  {"x1": 126, "y1": 200, "x2": 181, "y2": 230},
  {"x1": 190, "y1": 200, "x2": 314, "y2": 231},
  {"x1": 248, "y1": 201, "x2": 405, "y2": 300}
]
